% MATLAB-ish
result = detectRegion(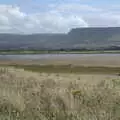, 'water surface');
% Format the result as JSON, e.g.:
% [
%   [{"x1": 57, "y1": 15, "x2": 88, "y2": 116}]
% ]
[{"x1": 0, "y1": 54, "x2": 120, "y2": 60}]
